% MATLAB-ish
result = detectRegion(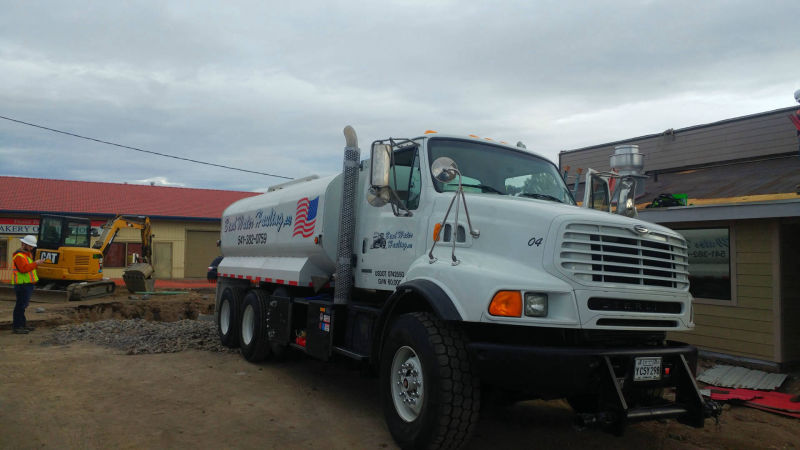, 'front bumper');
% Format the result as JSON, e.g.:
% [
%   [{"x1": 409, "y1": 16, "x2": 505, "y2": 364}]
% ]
[{"x1": 468, "y1": 340, "x2": 719, "y2": 430}]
